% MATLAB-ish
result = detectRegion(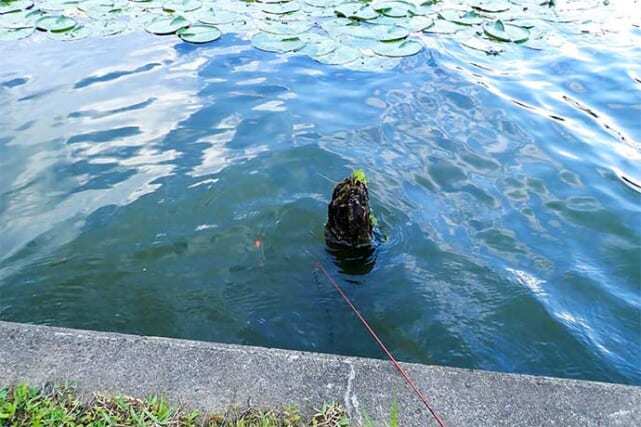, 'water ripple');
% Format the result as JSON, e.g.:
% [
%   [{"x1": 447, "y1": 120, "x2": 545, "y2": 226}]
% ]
[{"x1": 0, "y1": 26, "x2": 639, "y2": 384}]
